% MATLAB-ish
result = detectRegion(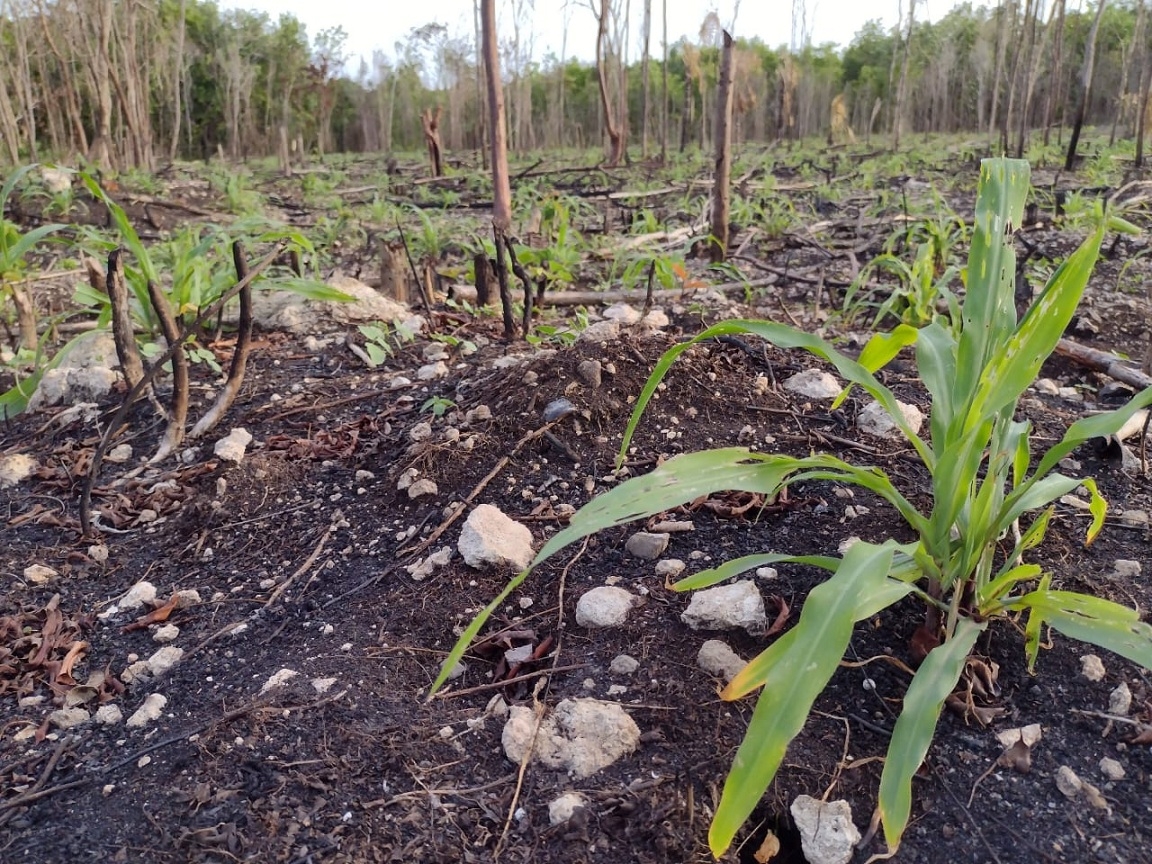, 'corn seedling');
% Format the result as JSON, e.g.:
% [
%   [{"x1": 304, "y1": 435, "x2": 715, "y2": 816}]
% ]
[{"x1": 430, "y1": 158, "x2": 1152, "y2": 857}]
